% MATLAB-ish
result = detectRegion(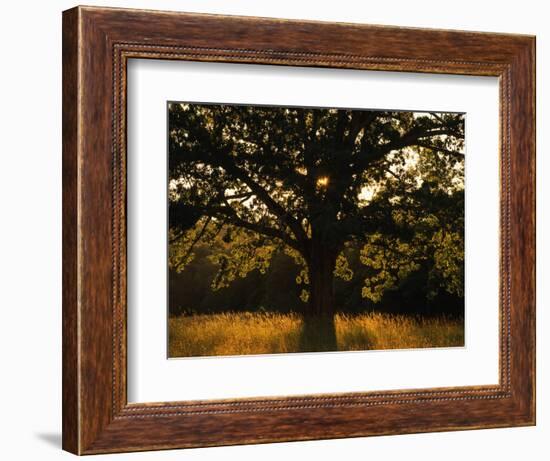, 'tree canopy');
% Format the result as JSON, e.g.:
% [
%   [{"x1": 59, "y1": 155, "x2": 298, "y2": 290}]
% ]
[{"x1": 168, "y1": 103, "x2": 464, "y2": 316}]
